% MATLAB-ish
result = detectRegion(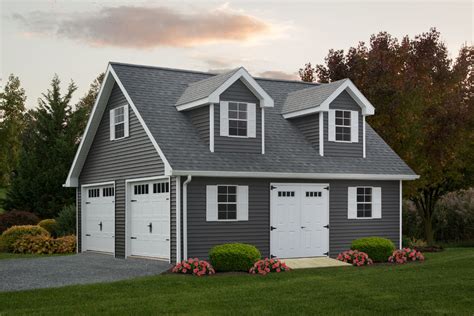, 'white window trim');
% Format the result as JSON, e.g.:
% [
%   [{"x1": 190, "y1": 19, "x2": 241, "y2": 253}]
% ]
[
  {"x1": 110, "y1": 104, "x2": 129, "y2": 141},
  {"x1": 216, "y1": 185, "x2": 239, "y2": 221},
  {"x1": 227, "y1": 101, "x2": 249, "y2": 138},
  {"x1": 206, "y1": 184, "x2": 249, "y2": 222},
  {"x1": 356, "y1": 186, "x2": 373, "y2": 219},
  {"x1": 334, "y1": 109, "x2": 352, "y2": 143},
  {"x1": 348, "y1": 186, "x2": 382, "y2": 220}
]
